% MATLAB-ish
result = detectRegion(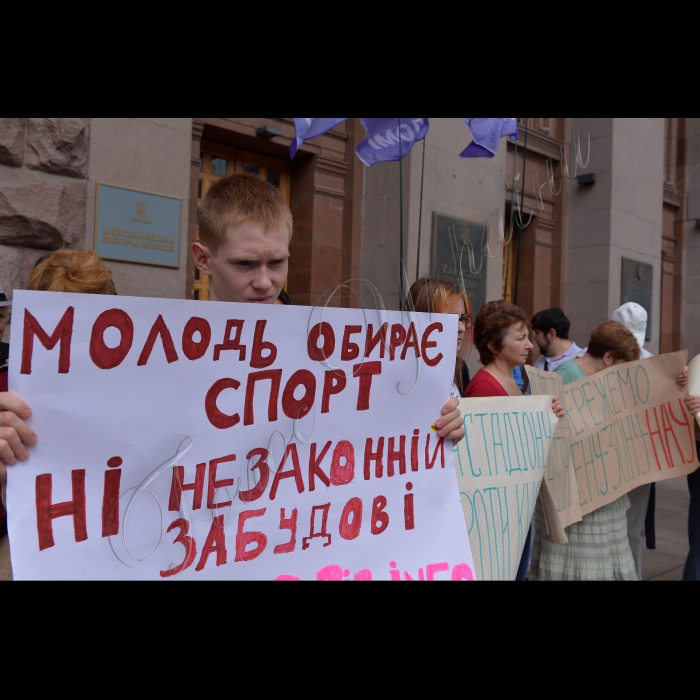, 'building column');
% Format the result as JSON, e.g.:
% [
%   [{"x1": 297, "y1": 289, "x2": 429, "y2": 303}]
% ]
[{"x1": 567, "y1": 118, "x2": 664, "y2": 354}]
